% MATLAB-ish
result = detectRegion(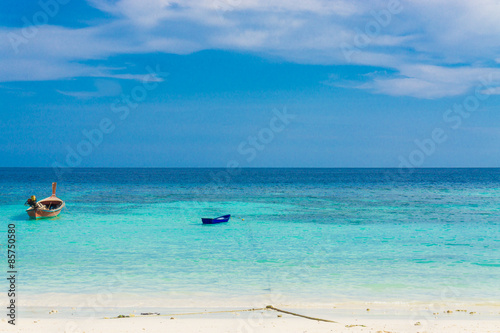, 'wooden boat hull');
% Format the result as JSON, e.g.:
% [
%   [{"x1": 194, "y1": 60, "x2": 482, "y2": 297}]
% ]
[
  {"x1": 26, "y1": 202, "x2": 65, "y2": 219},
  {"x1": 26, "y1": 183, "x2": 65, "y2": 219},
  {"x1": 202, "y1": 214, "x2": 231, "y2": 224}
]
